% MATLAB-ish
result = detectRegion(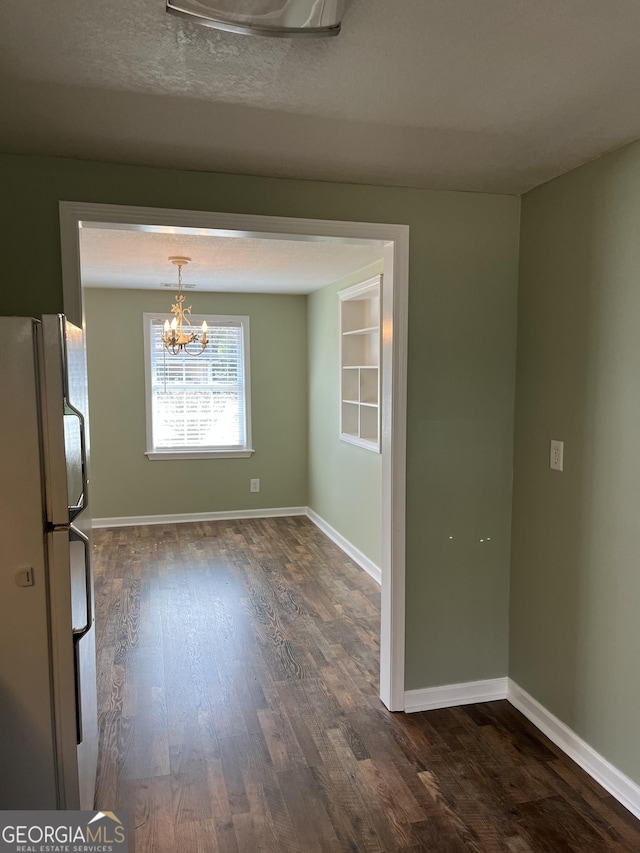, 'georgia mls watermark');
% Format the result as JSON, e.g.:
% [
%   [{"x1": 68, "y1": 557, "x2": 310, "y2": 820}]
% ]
[{"x1": 0, "y1": 811, "x2": 128, "y2": 853}]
